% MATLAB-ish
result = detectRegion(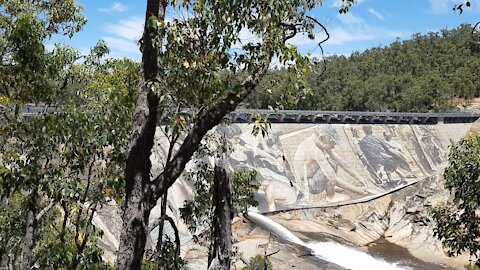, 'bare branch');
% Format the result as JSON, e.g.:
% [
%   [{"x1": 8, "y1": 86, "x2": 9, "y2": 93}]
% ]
[
  {"x1": 81, "y1": 204, "x2": 97, "y2": 250},
  {"x1": 266, "y1": 249, "x2": 280, "y2": 258},
  {"x1": 58, "y1": 56, "x2": 83, "y2": 91},
  {"x1": 155, "y1": 192, "x2": 168, "y2": 269},
  {"x1": 151, "y1": 52, "x2": 272, "y2": 203},
  {"x1": 153, "y1": 215, "x2": 181, "y2": 270},
  {"x1": 34, "y1": 200, "x2": 55, "y2": 221},
  {"x1": 306, "y1": 16, "x2": 330, "y2": 76},
  {"x1": 166, "y1": 132, "x2": 181, "y2": 164},
  {"x1": 473, "y1": 21, "x2": 480, "y2": 36},
  {"x1": 82, "y1": 155, "x2": 97, "y2": 203},
  {"x1": 280, "y1": 22, "x2": 302, "y2": 42},
  {"x1": 59, "y1": 202, "x2": 69, "y2": 243}
]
